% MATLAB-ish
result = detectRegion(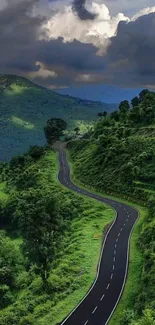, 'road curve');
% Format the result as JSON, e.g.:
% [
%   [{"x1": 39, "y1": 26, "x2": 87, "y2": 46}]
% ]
[{"x1": 55, "y1": 144, "x2": 139, "y2": 325}]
